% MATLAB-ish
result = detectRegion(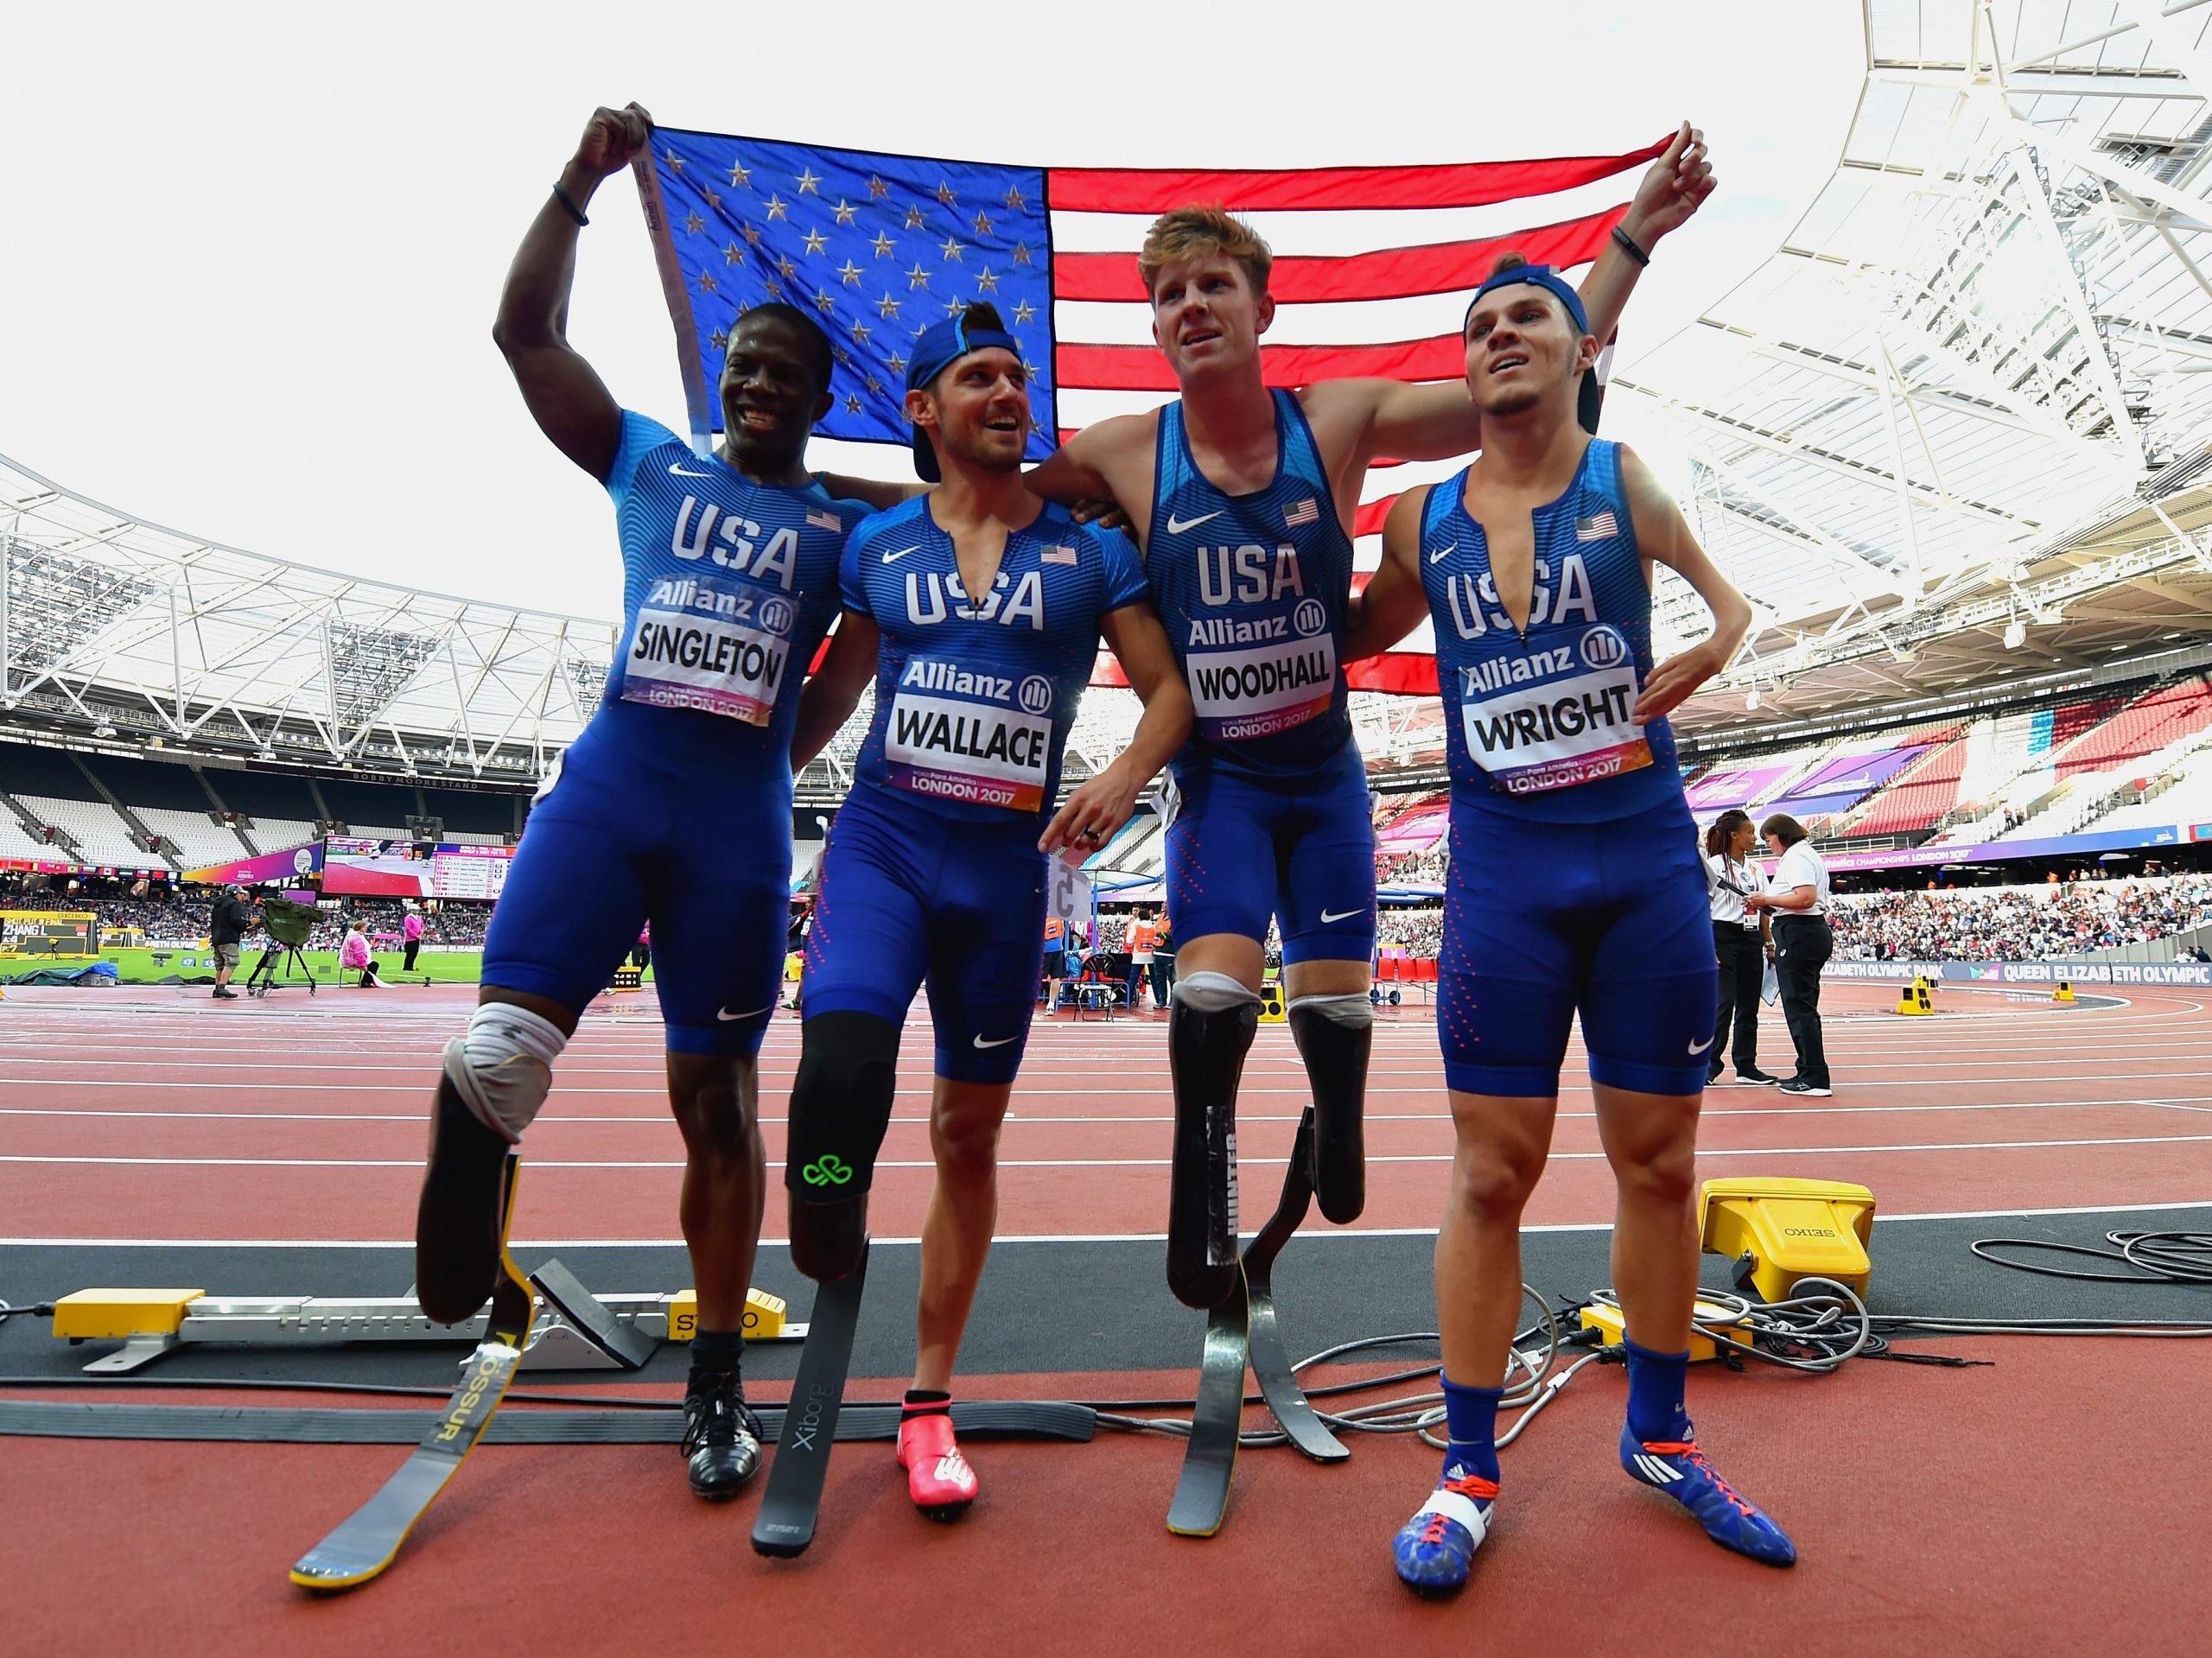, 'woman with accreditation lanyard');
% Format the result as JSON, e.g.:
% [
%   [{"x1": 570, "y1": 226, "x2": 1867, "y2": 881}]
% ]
[
  {"x1": 1746, "y1": 814, "x2": 1833, "y2": 1096},
  {"x1": 1703, "y1": 810, "x2": 1777, "y2": 1087}
]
